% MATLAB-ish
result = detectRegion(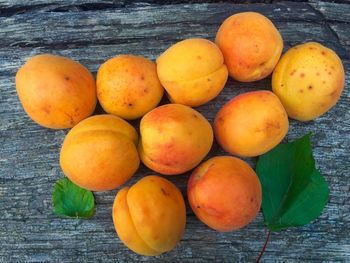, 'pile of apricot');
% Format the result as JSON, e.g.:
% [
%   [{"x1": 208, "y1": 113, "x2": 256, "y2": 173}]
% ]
[{"x1": 16, "y1": 11, "x2": 344, "y2": 256}]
